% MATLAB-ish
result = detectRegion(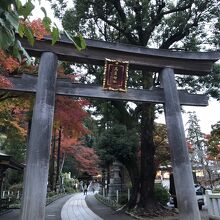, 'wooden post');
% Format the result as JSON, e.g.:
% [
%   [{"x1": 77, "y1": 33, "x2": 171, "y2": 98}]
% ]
[
  {"x1": 160, "y1": 68, "x2": 201, "y2": 220},
  {"x1": 20, "y1": 52, "x2": 58, "y2": 220}
]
